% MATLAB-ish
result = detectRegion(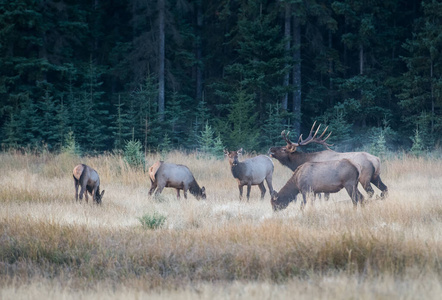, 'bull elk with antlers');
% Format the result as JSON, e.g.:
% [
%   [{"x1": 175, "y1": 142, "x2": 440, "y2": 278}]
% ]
[{"x1": 268, "y1": 122, "x2": 388, "y2": 199}]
